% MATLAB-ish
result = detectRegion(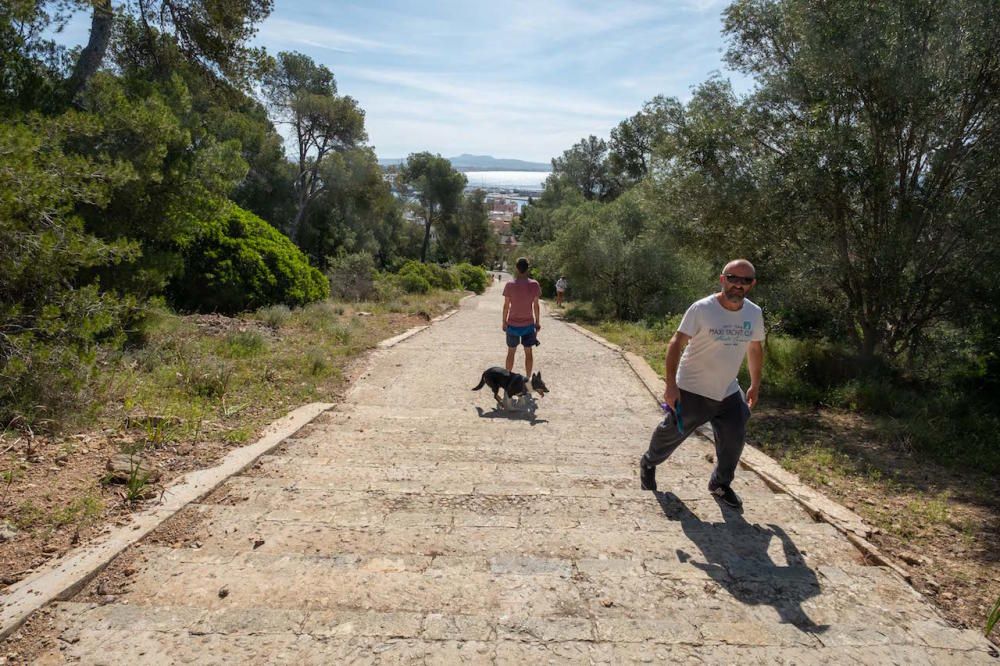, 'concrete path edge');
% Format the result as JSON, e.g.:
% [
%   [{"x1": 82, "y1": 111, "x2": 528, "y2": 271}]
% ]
[
  {"x1": 0, "y1": 402, "x2": 333, "y2": 640},
  {"x1": 562, "y1": 321, "x2": 916, "y2": 587},
  {"x1": 0, "y1": 295, "x2": 478, "y2": 640}
]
